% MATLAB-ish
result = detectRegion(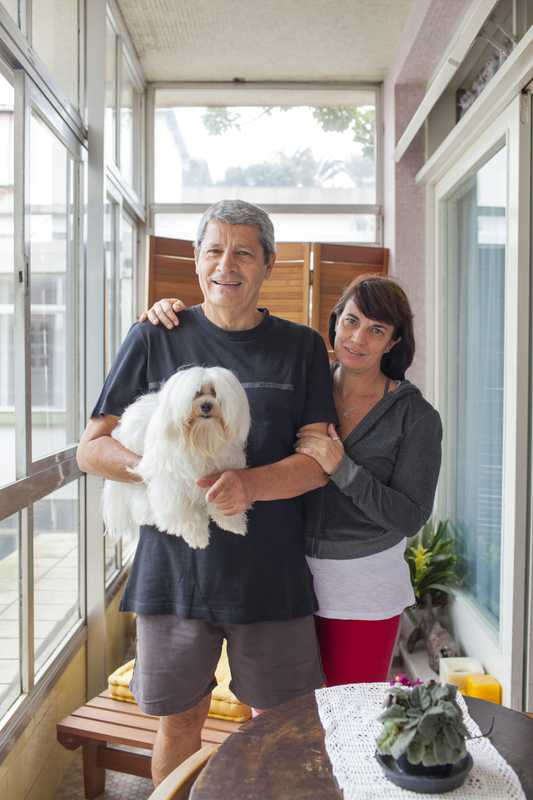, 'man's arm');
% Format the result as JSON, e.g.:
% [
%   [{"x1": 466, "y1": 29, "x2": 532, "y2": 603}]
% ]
[
  {"x1": 77, "y1": 416, "x2": 142, "y2": 483},
  {"x1": 198, "y1": 422, "x2": 329, "y2": 515}
]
